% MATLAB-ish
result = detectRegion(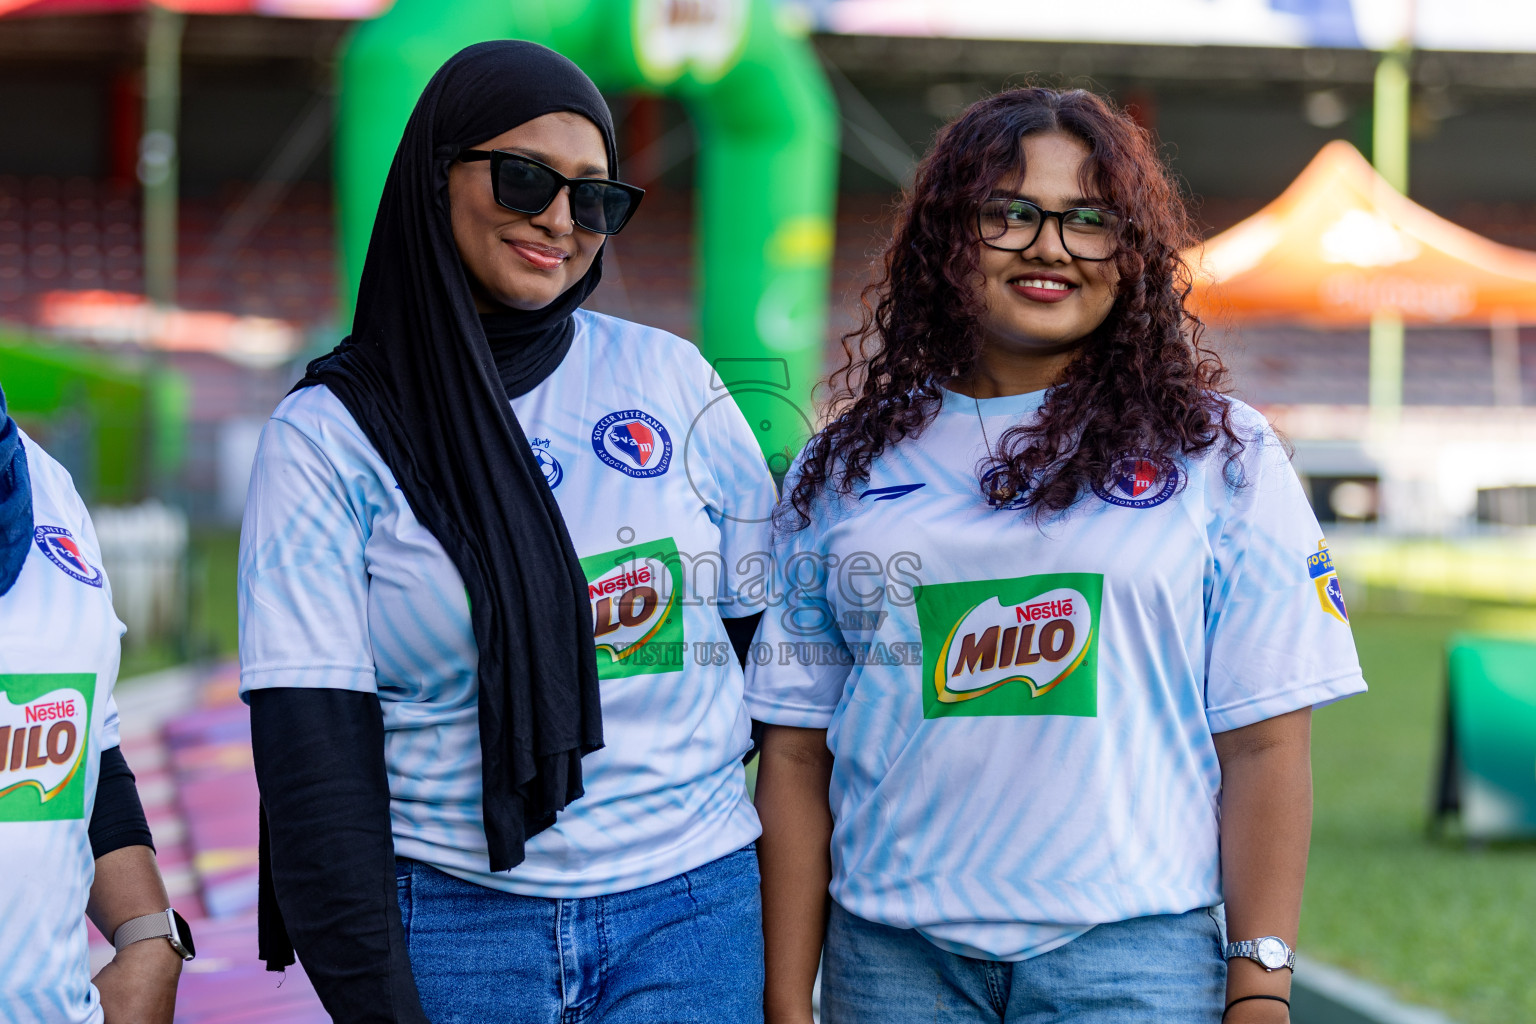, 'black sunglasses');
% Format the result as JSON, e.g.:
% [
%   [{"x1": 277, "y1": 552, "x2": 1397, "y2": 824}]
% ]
[{"x1": 457, "y1": 150, "x2": 645, "y2": 235}]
